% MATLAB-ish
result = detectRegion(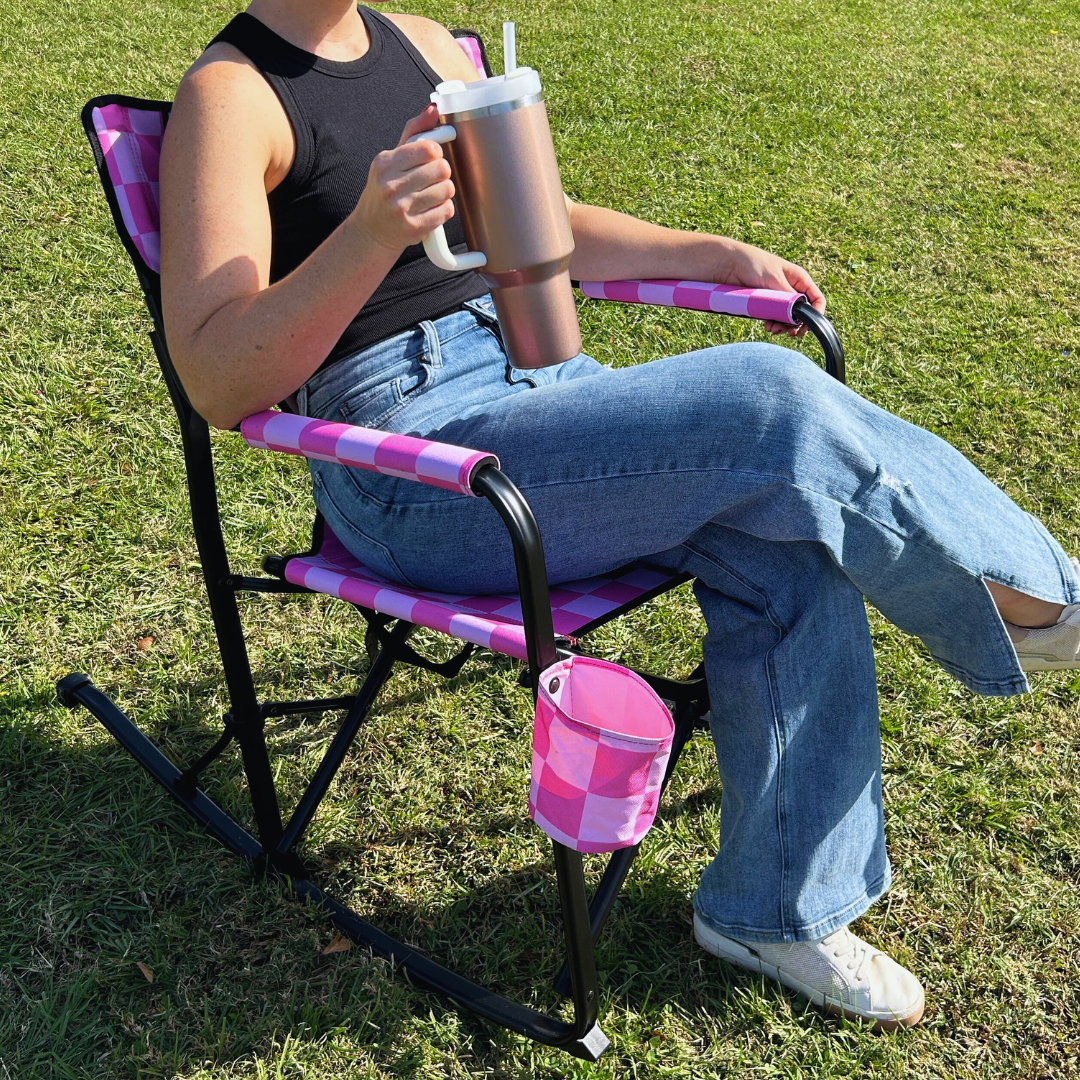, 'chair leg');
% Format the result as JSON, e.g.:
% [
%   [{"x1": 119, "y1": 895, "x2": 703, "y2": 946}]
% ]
[
  {"x1": 230, "y1": 700, "x2": 286, "y2": 854},
  {"x1": 196, "y1": 582, "x2": 285, "y2": 851},
  {"x1": 552, "y1": 842, "x2": 605, "y2": 1046},
  {"x1": 552, "y1": 696, "x2": 704, "y2": 997},
  {"x1": 176, "y1": 409, "x2": 286, "y2": 852}
]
